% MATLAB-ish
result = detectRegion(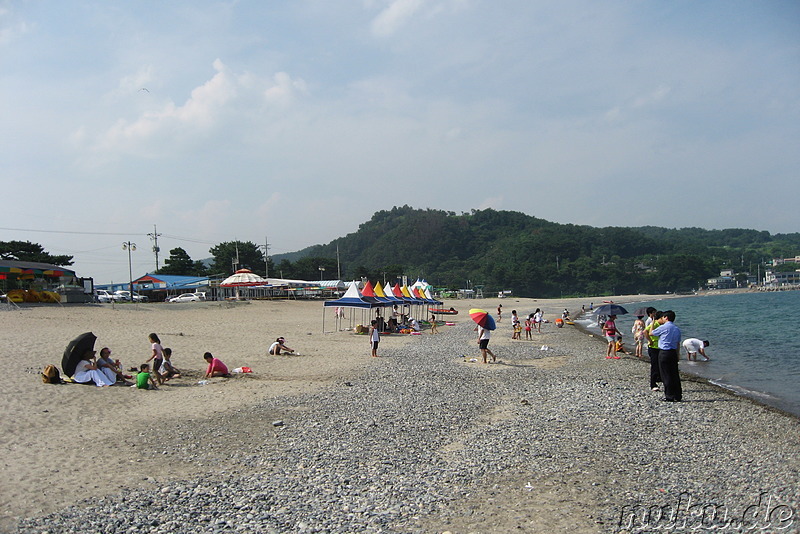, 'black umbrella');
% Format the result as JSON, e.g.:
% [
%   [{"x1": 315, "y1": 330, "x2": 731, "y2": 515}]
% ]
[
  {"x1": 633, "y1": 307, "x2": 650, "y2": 317},
  {"x1": 62, "y1": 332, "x2": 97, "y2": 377},
  {"x1": 591, "y1": 304, "x2": 629, "y2": 316}
]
